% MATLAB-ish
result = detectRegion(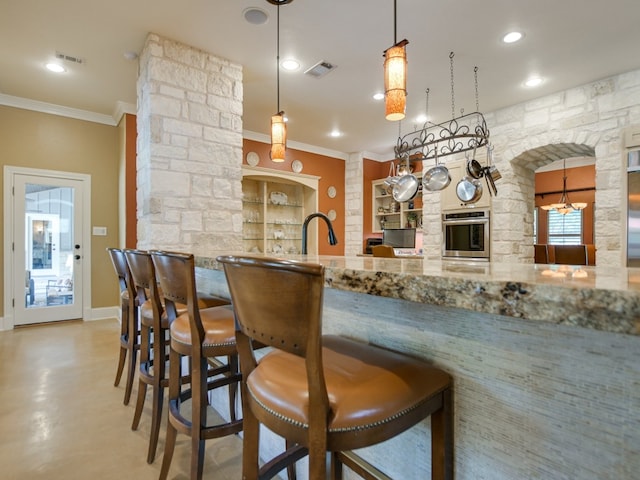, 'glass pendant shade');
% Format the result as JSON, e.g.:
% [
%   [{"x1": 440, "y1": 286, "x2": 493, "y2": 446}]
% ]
[
  {"x1": 270, "y1": 112, "x2": 286, "y2": 162},
  {"x1": 384, "y1": 40, "x2": 408, "y2": 121}
]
